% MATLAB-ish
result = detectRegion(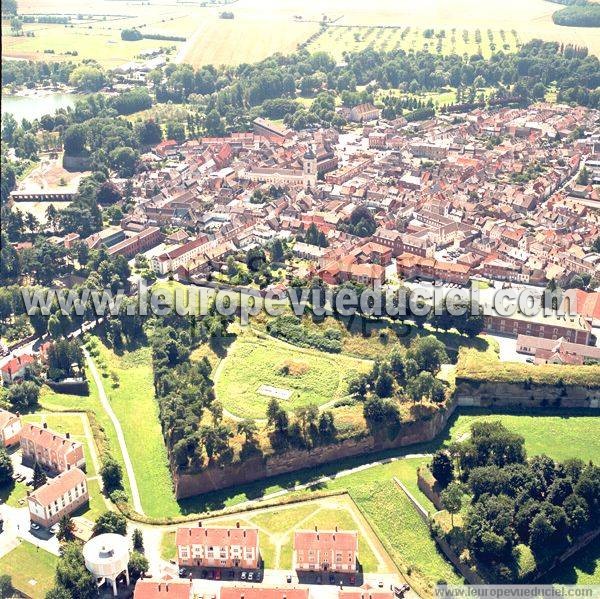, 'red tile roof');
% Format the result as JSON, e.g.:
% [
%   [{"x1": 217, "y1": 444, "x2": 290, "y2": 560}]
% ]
[
  {"x1": 20, "y1": 423, "x2": 83, "y2": 455},
  {"x1": 176, "y1": 525, "x2": 258, "y2": 548},
  {"x1": 0, "y1": 408, "x2": 19, "y2": 431},
  {"x1": 1, "y1": 354, "x2": 35, "y2": 376},
  {"x1": 28, "y1": 467, "x2": 86, "y2": 507},
  {"x1": 134, "y1": 578, "x2": 192, "y2": 599},
  {"x1": 294, "y1": 530, "x2": 358, "y2": 553},
  {"x1": 221, "y1": 586, "x2": 309, "y2": 599}
]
